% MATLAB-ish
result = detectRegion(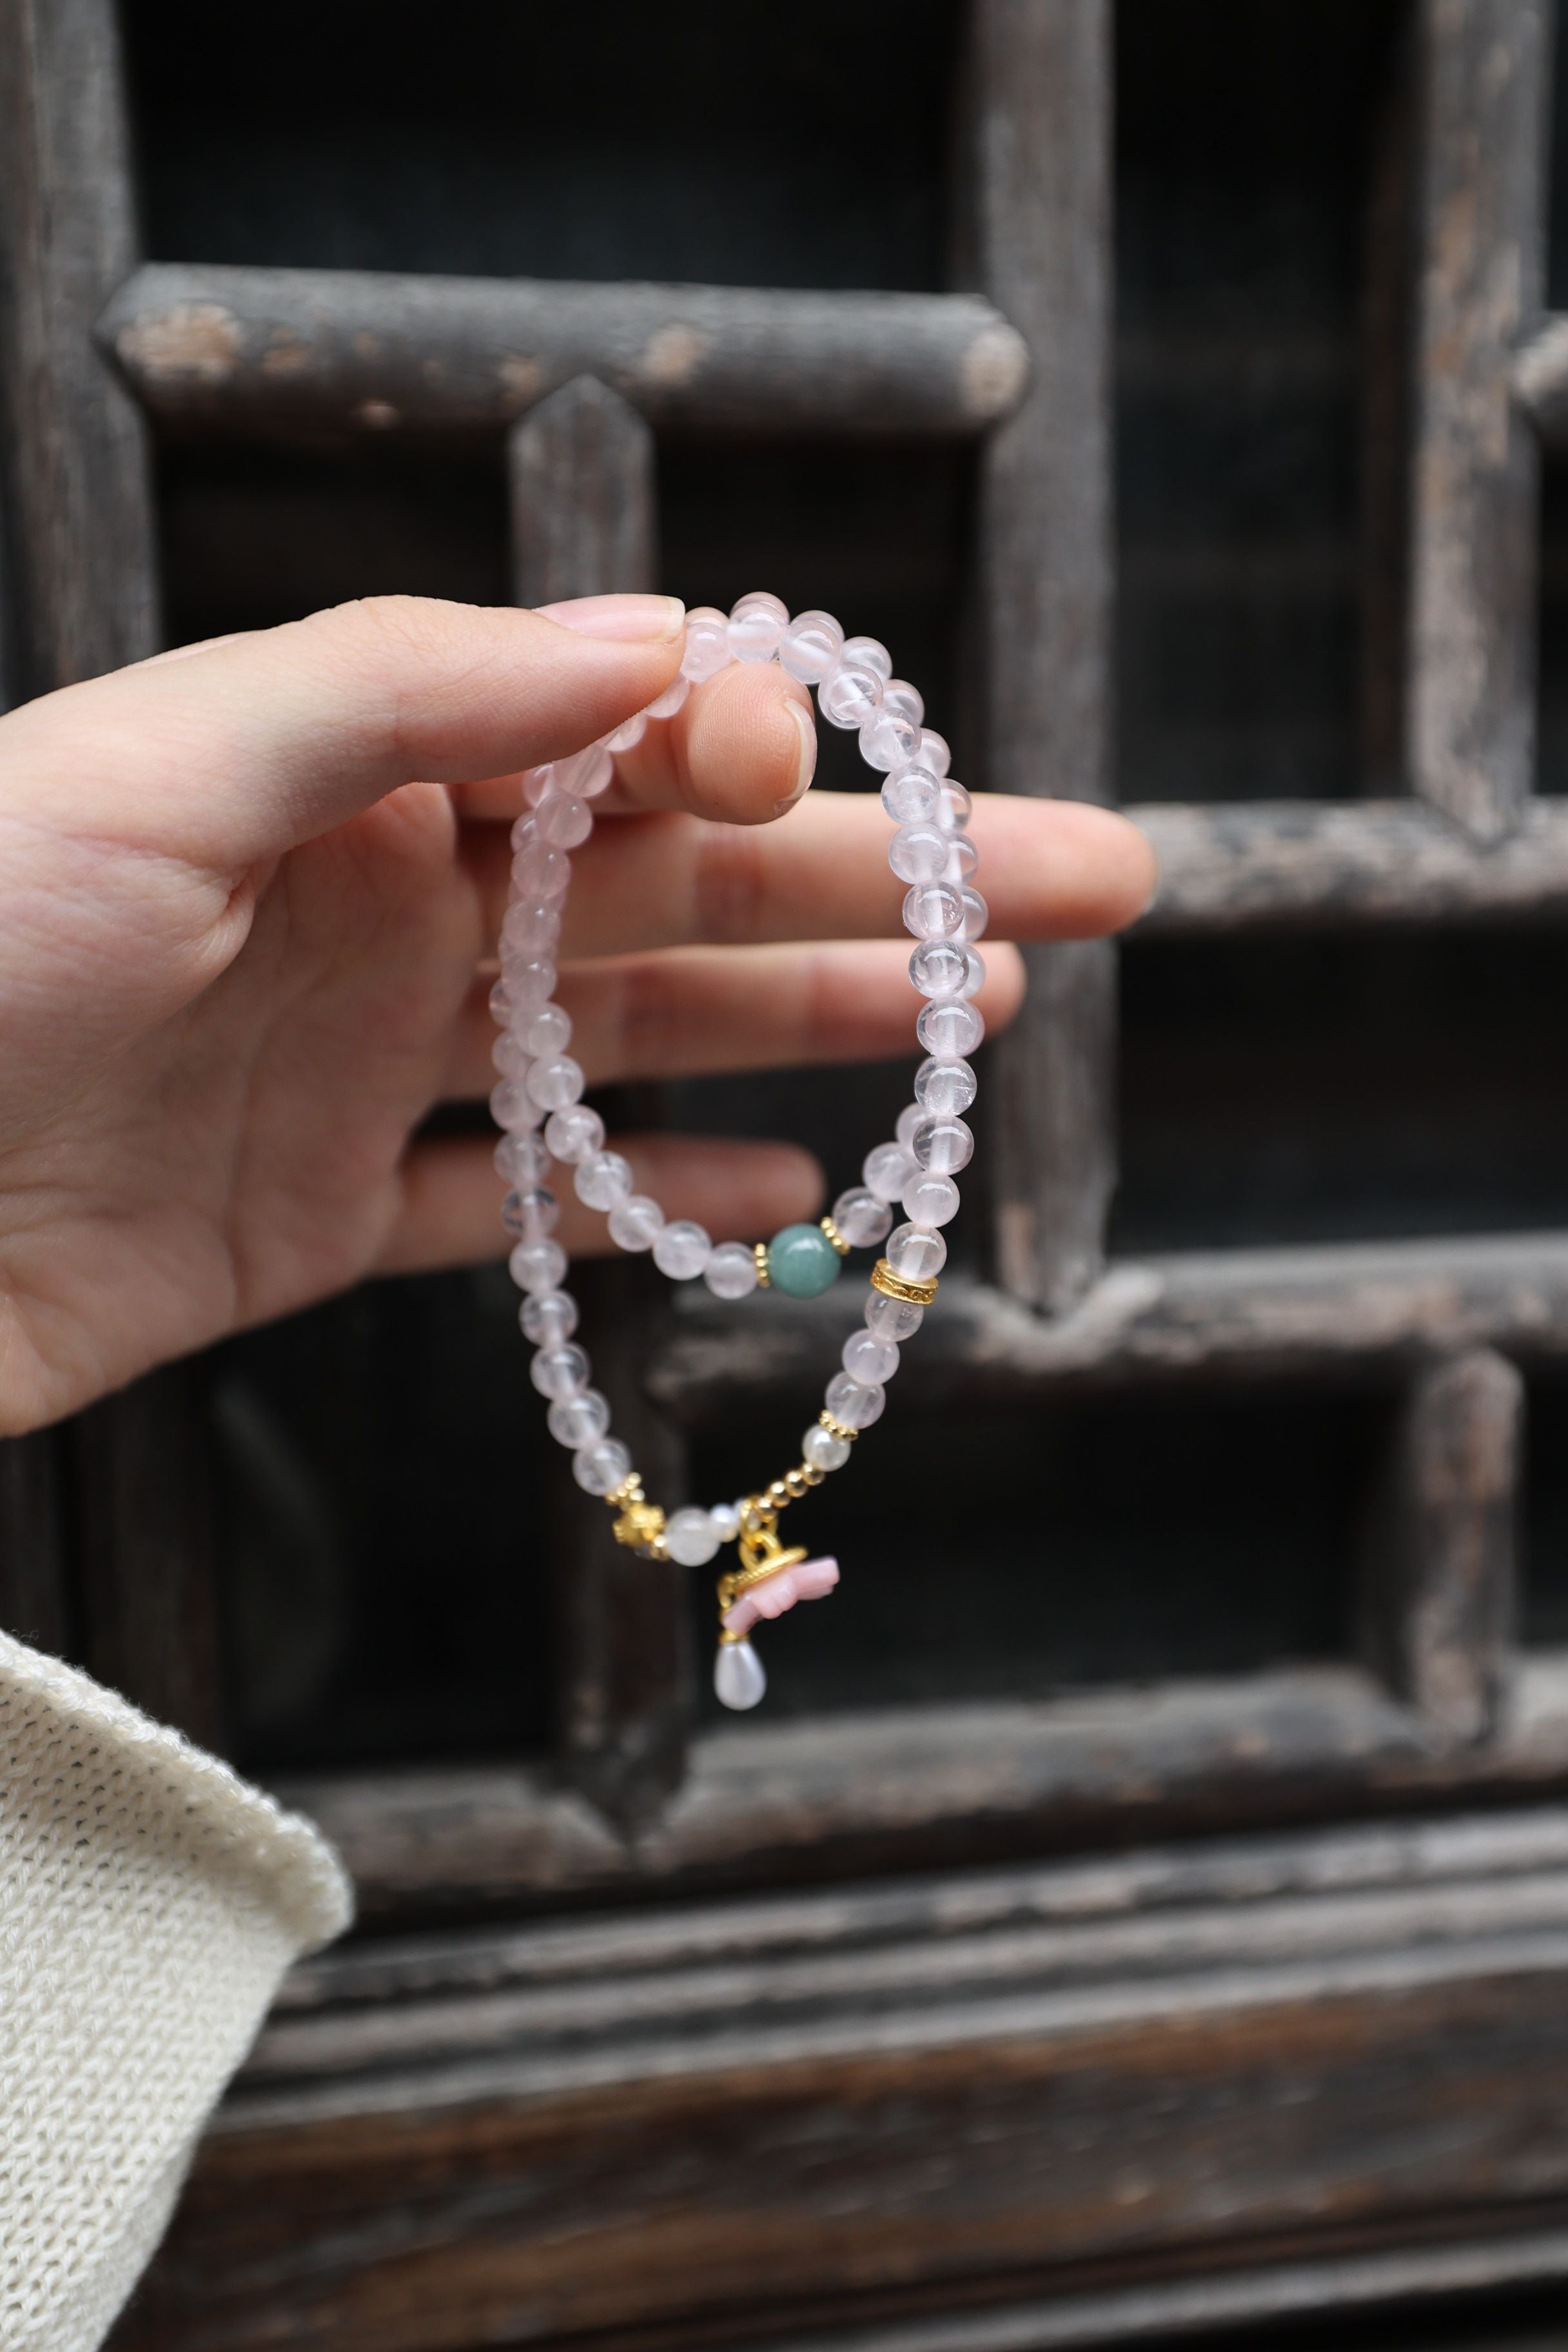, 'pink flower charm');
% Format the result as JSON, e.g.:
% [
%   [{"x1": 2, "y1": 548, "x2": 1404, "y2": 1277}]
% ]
[{"x1": 722, "y1": 1555, "x2": 839, "y2": 1638}]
